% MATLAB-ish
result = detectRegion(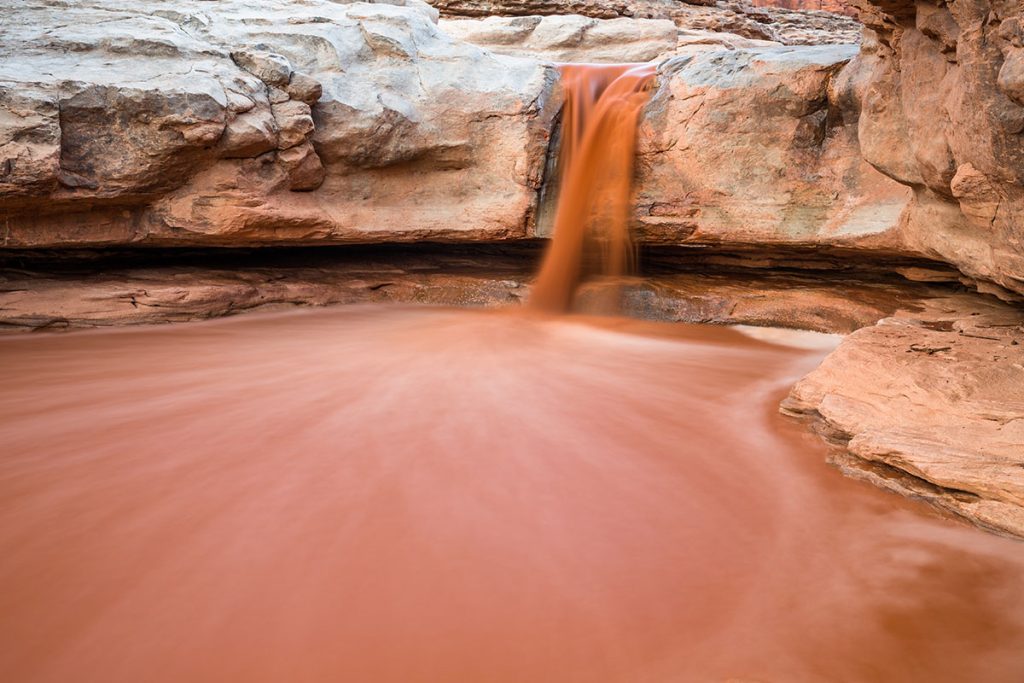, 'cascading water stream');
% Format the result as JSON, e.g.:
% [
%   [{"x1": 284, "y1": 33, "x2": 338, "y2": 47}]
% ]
[{"x1": 530, "y1": 63, "x2": 657, "y2": 313}]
